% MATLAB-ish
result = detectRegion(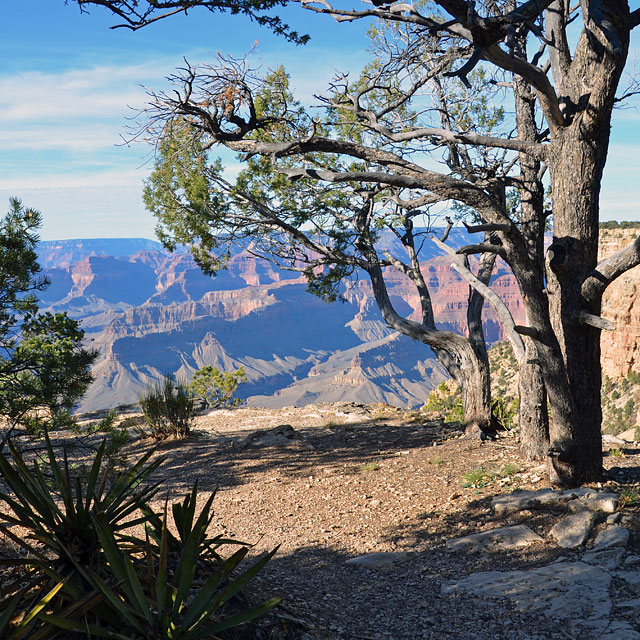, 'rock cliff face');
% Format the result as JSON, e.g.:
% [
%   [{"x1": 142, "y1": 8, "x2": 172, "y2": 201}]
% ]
[
  {"x1": 34, "y1": 233, "x2": 539, "y2": 412},
  {"x1": 599, "y1": 229, "x2": 640, "y2": 378}
]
